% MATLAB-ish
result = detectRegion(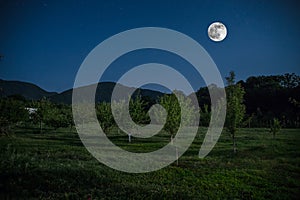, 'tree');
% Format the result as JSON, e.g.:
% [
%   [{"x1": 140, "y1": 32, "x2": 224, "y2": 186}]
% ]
[
  {"x1": 31, "y1": 98, "x2": 51, "y2": 133},
  {"x1": 0, "y1": 98, "x2": 28, "y2": 135},
  {"x1": 96, "y1": 102, "x2": 114, "y2": 134},
  {"x1": 44, "y1": 105, "x2": 70, "y2": 131},
  {"x1": 243, "y1": 113, "x2": 254, "y2": 128},
  {"x1": 129, "y1": 94, "x2": 149, "y2": 125},
  {"x1": 280, "y1": 73, "x2": 300, "y2": 88},
  {"x1": 111, "y1": 99, "x2": 134, "y2": 142},
  {"x1": 61, "y1": 105, "x2": 74, "y2": 130},
  {"x1": 242, "y1": 73, "x2": 300, "y2": 128},
  {"x1": 153, "y1": 91, "x2": 197, "y2": 165},
  {"x1": 0, "y1": 116, "x2": 10, "y2": 136},
  {"x1": 225, "y1": 71, "x2": 246, "y2": 153},
  {"x1": 289, "y1": 97, "x2": 300, "y2": 108},
  {"x1": 0, "y1": 98, "x2": 28, "y2": 124},
  {"x1": 270, "y1": 118, "x2": 281, "y2": 139},
  {"x1": 200, "y1": 104, "x2": 210, "y2": 127},
  {"x1": 154, "y1": 91, "x2": 196, "y2": 141},
  {"x1": 72, "y1": 102, "x2": 95, "y2": 126},
  {"x1": 156, "y1": 93, "x2": 180, "y2": 142},
  {"x1": 109, "y1": 94, "x2": 151, "y2": 142}
]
